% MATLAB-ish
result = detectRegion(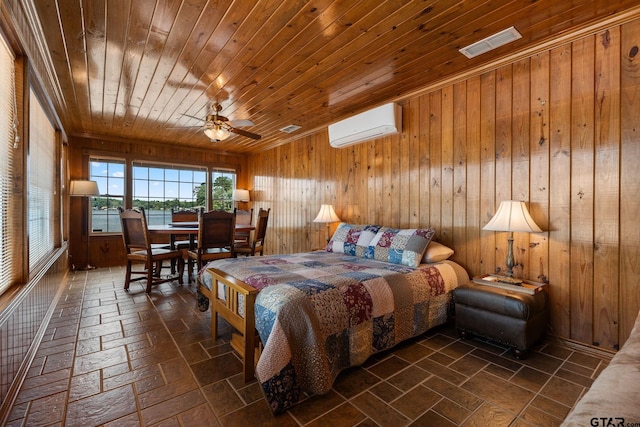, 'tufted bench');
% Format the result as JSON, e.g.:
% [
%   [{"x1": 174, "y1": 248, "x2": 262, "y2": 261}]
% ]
[{"x1": 453, "y1": 282, "x2": 549, "y2": 359}]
